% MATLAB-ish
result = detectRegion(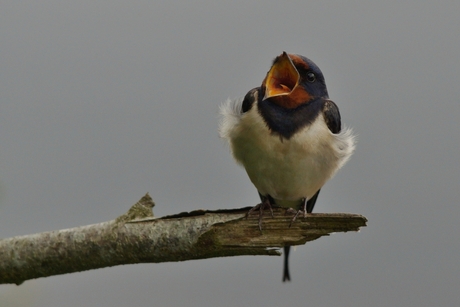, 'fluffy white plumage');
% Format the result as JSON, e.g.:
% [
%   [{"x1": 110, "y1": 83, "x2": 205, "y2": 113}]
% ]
[{"x1": 219, "y1": 97, "x2": 355, "y2": 208}]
